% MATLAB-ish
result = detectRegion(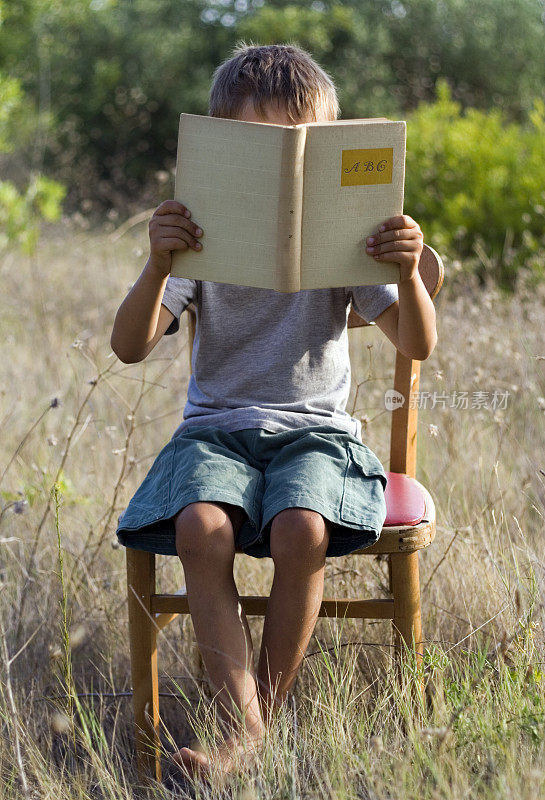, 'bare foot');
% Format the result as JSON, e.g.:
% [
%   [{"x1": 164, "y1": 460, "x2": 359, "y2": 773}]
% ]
[{"x1": 171, "y1": 733, "x2": 263, "y2": 783}]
